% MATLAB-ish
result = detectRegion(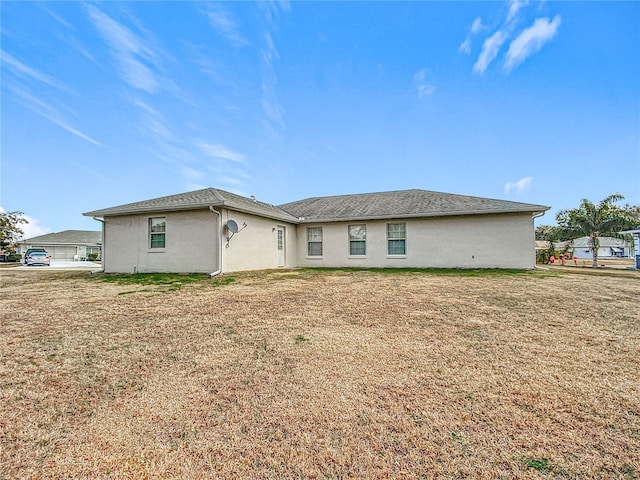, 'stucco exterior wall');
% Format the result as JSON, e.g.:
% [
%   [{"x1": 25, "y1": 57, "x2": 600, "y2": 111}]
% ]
[
  {"x1": 294, "y1": 213, "x2": 536, "y2": 269},
  {"x1": 219, "y1": 209, "x2": 297, "y2": 273},
  {"x1": 103, "y1": 209, "x2": 219, "y2": 273},
  {"x1": 103, "y1": 209, "x2": 535, "y2": 273}
]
